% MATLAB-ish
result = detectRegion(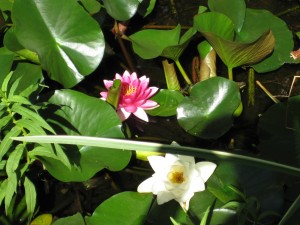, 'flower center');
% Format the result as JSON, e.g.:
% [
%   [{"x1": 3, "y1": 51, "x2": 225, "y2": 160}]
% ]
[
  {"x1": 168, "y1": 171, "x2": 185, "y2": 184},
  {"x1": 122, "y1": 84, "x2": 137, "y2": 96}
]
